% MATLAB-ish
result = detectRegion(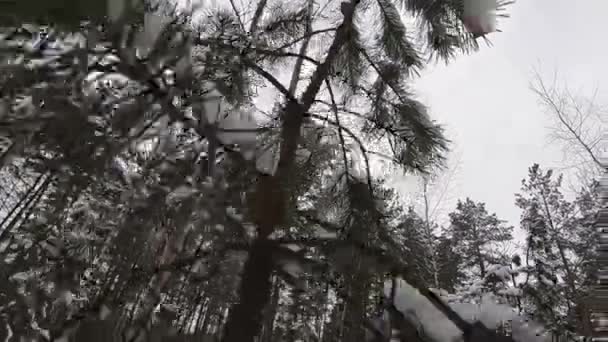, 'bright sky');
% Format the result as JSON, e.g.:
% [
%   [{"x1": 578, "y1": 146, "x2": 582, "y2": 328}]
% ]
[{"x1": 392, "y1": 0, "x2": 608, "y2": 237}]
